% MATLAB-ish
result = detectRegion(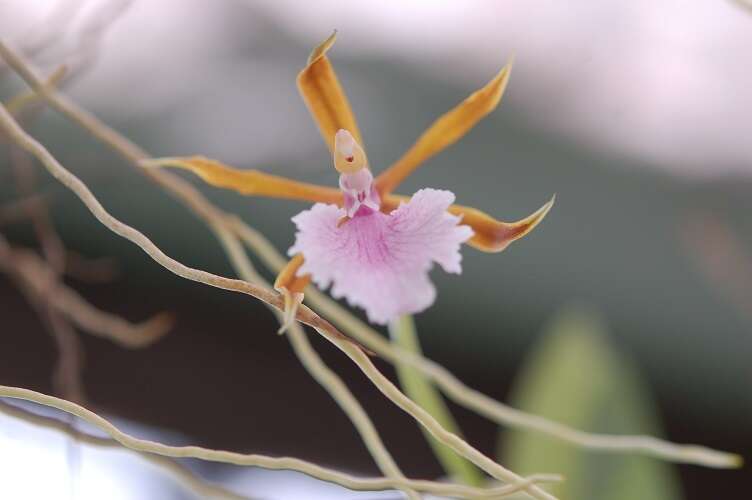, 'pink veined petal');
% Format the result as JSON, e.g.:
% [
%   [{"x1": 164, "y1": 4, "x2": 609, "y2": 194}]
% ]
[{"x1": 289, "y1": 188, "x2": 473, "y2": 324}]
